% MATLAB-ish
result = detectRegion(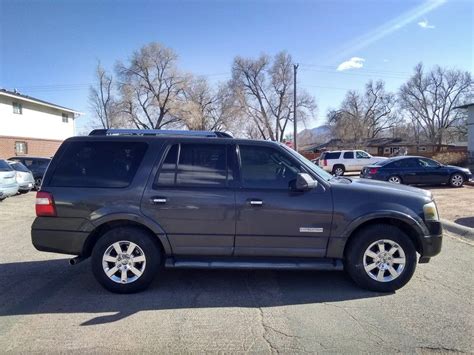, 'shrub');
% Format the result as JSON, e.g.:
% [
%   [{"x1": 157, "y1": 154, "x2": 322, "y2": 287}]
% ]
[{"x1": 432, "y1": 151, "x2": 468, "y2": 166}]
